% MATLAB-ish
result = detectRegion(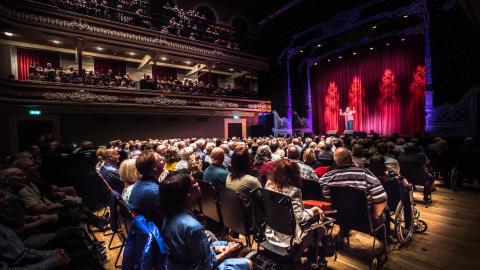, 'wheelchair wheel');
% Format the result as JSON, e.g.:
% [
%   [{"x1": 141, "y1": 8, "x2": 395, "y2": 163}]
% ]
[
  {"x1": 414, "y1": 219, "x2": 428, "y2": 234},
  {"x1": 394, "y1": 201, "x2": 414, "y2": 244}
]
